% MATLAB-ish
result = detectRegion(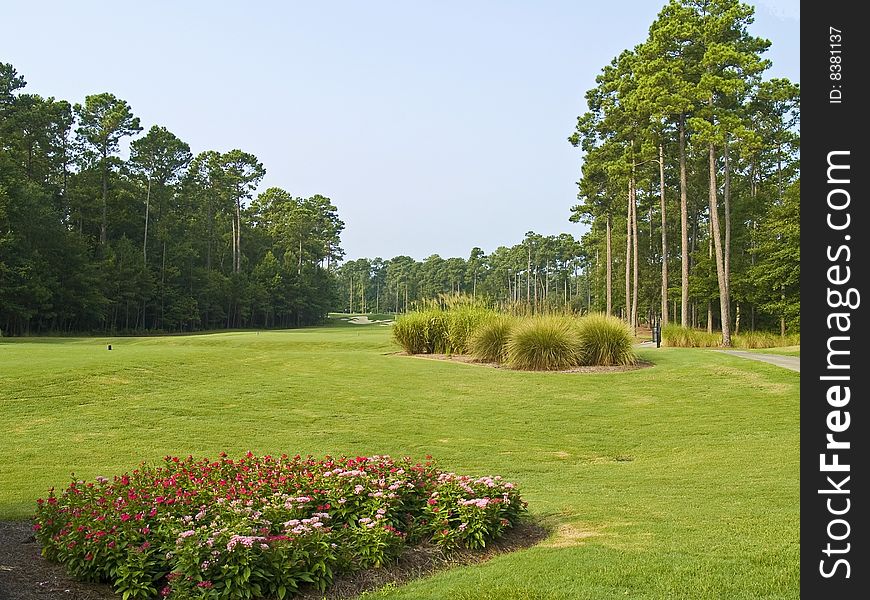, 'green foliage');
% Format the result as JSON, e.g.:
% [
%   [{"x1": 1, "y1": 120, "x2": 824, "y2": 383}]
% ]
[
  {"x1": 733, "y1": 331, "x2": 800, "y2": 349},
  {"x1": 393, "y1": 304, "x2": 494, "y2": 355},
  {"x1": 468, "y1": 315, "x2": 516, "y2": 363},
  {"x1": 0, "y1": 62, "x2": 344, "y2": 334},
  {"x1": 33, "y1": 454, "x2": 526, "y2": 599},
  {"x1": 392, "y1": 311, "x2": 432, "y2": 354},
  {"x1": 391, "y1": 309, "x2": 451, "y2": 354},
  {"x1": 662, "y1": 325, "x2": 721, "y2": 348},
  {"x1": 0, "y1": 328, "x2": 799, "y2": 597},
  {"x1": 505, "y1": 315, "x2": 581, "y2": 371},
  {"x1": 399, "y1": 309, "x2": 636, "y2": 368},
  {"x1": 751, "y1": 181, "x2": 801, "y2": 332},
  {"x1": 575, "y1": 313, "x2": 636, "y2": 366},
  {"x1": 445, "y1": 306, "x2": 496, "y2": 355},
  {"x1": 663, "y1": 325, "x2": 799, "y2": 349}
]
